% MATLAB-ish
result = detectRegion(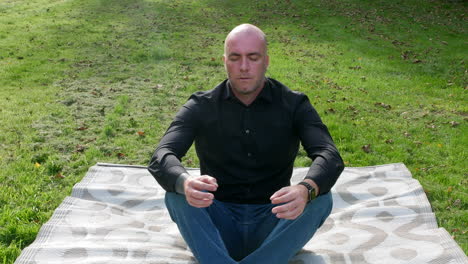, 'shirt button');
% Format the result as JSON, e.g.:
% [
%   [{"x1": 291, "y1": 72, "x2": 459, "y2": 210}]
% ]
[
  {"x1": 245, "y1": 129, "x2": 250, "y2": 134},
  {"x1": 247, "y1": 153, "x2": 252, "y2": 157}
]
